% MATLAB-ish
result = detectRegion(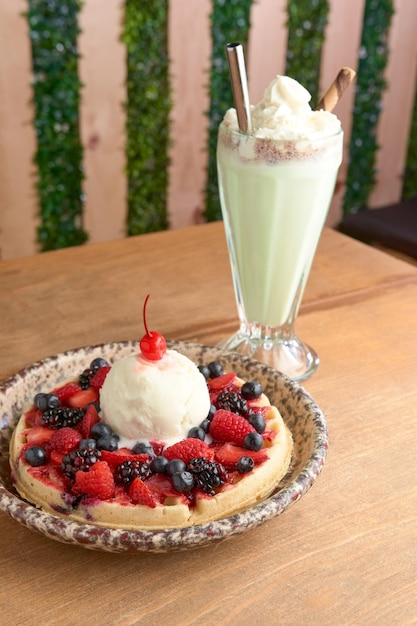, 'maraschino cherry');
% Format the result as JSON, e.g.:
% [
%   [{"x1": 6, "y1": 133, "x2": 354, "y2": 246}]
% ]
[{"x1": 139, "y1": 294, "x2": 167, "y2": 361}]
